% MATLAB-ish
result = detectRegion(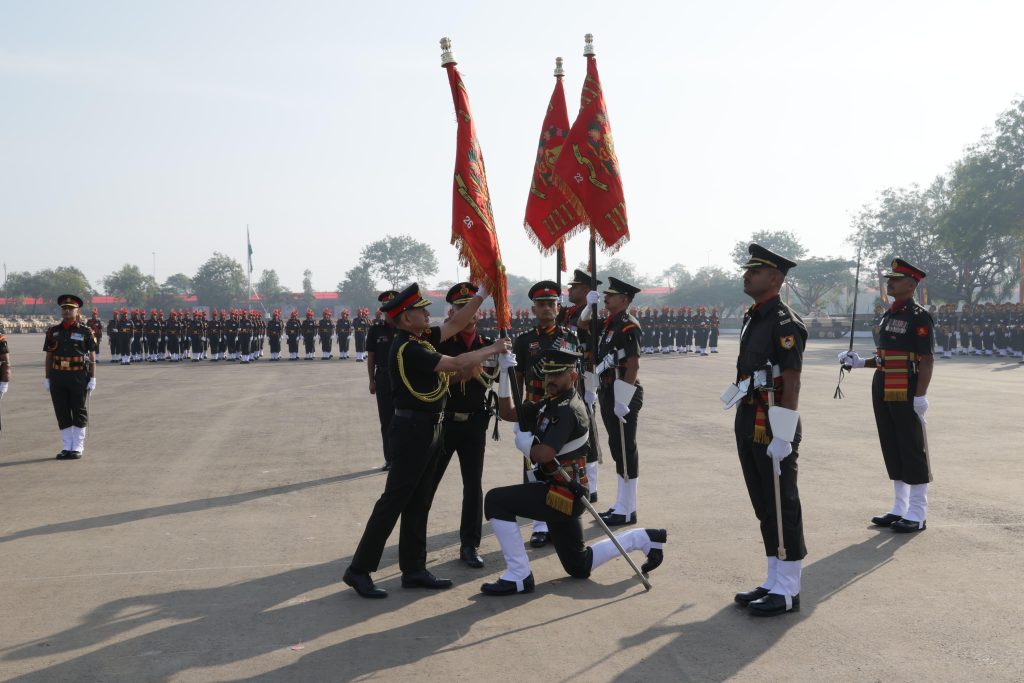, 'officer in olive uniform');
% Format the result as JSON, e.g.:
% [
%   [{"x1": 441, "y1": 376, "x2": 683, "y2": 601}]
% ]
[
  {"x1": 44, "y1": 295, "x2": 97, "y2": 459},
  {"x1": 480, "y1": 344, "x2": 667, "y2": 595},
  {"x1": 840, "y1": 258, "x2": 934, "y2": 534},
  {"x1": 366, "y1": 291, "x2": 399, "y2": 470},
  {"x1": 285, "y1": 309, "x2": 301, "y2": 360},
  {"x1": 343, "y1": 282, "x2": 509, "y2": 599},
  {"x1": 729, "y1": 245, "x2": 807, "y2": 617},
  {"x1": 432, "y1": 283, "x2": 497, "y2": 569},
  {"x1": 318, "y1": 308, "x2": 335, "y2": 359},
  {"x1": 512, "y1": 280, "x2": 579, "y2": 547},
  {"x1": 587, "y1": 277, "x2": 644, "y2": 527}
]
